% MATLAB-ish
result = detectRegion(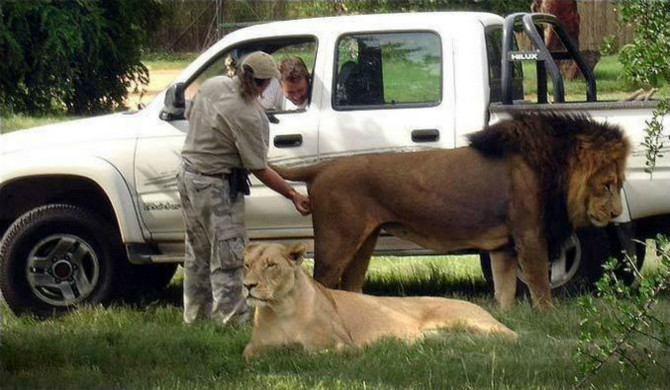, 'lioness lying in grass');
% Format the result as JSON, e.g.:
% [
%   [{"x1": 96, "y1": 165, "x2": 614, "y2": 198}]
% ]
[{"x1": 242, "y1": 243, "x2": 517, "y2": 360}]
